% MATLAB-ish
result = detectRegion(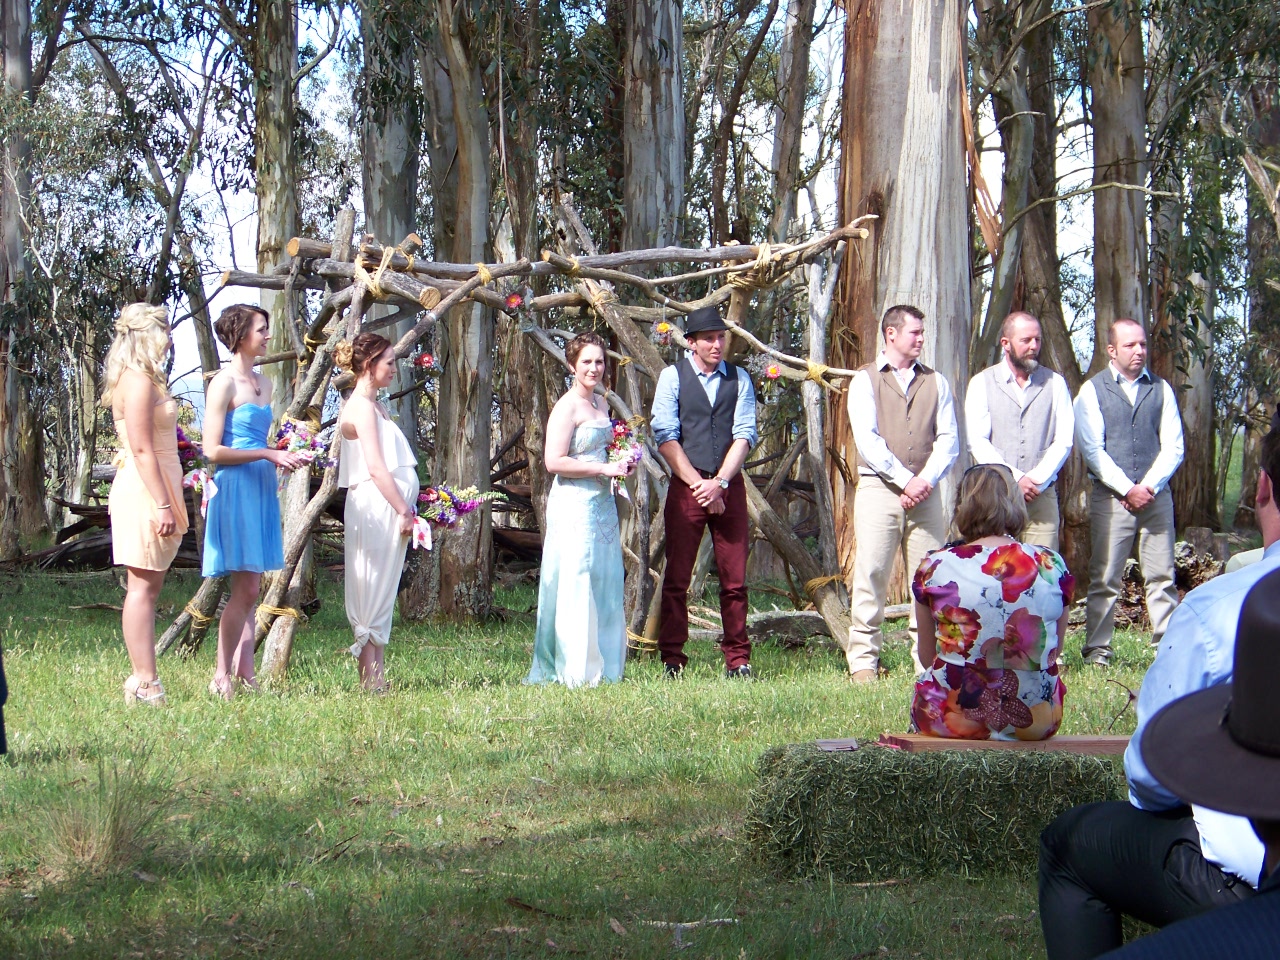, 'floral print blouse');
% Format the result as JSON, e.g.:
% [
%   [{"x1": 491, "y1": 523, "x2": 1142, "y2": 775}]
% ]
[{"x1": 911, "y1": 540, "x2": 1076, "y2": 740}]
